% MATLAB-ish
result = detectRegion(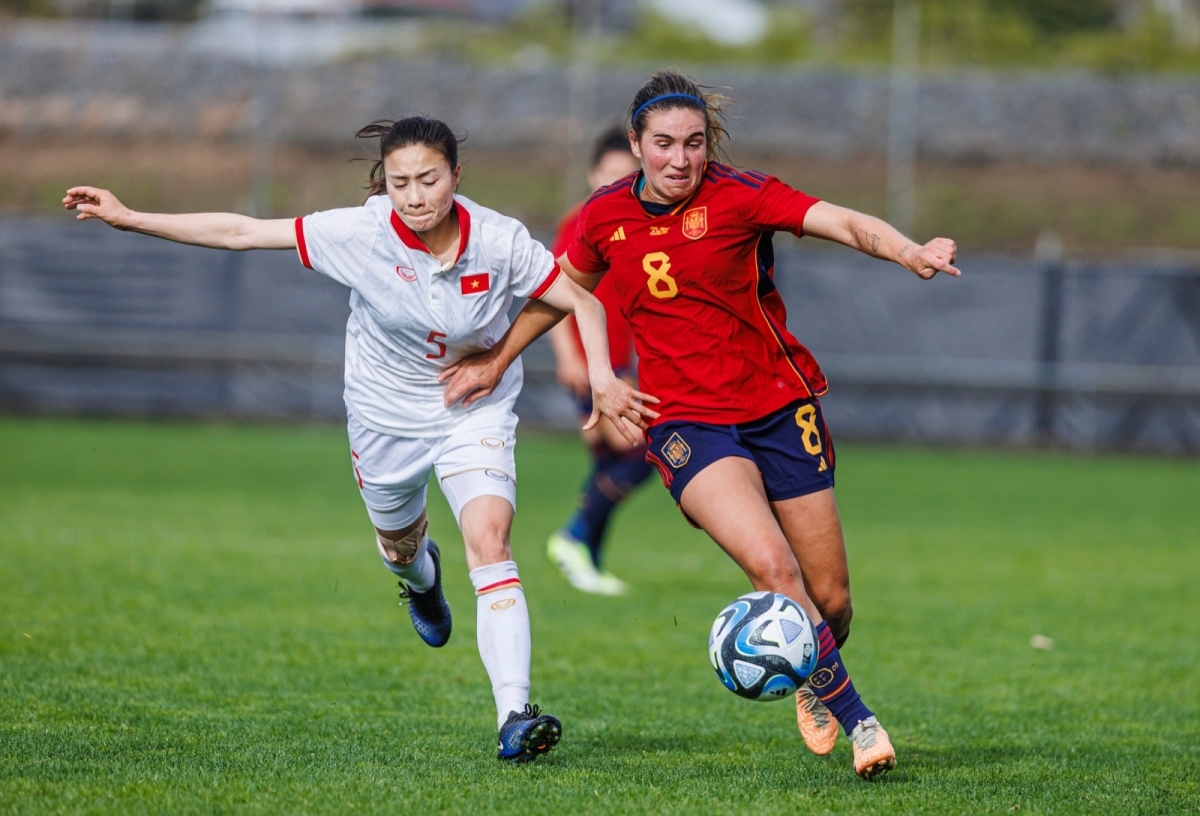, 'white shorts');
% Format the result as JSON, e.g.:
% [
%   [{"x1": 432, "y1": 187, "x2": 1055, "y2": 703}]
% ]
[{"x1": 346, "y1": 406, "x2": 518, "y2": 531}]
